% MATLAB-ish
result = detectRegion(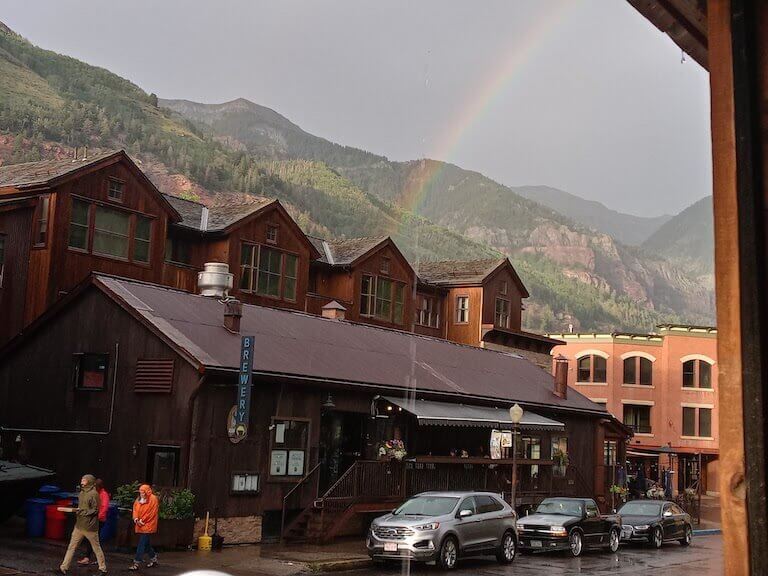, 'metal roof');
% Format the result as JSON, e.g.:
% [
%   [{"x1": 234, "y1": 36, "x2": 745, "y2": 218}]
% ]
[
  {"x1": 381, "y1": 396, "x2": 565, "y2": 430},
  {"x1": 92, "y1": 276, "x2": 605, "y2": 415}
]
